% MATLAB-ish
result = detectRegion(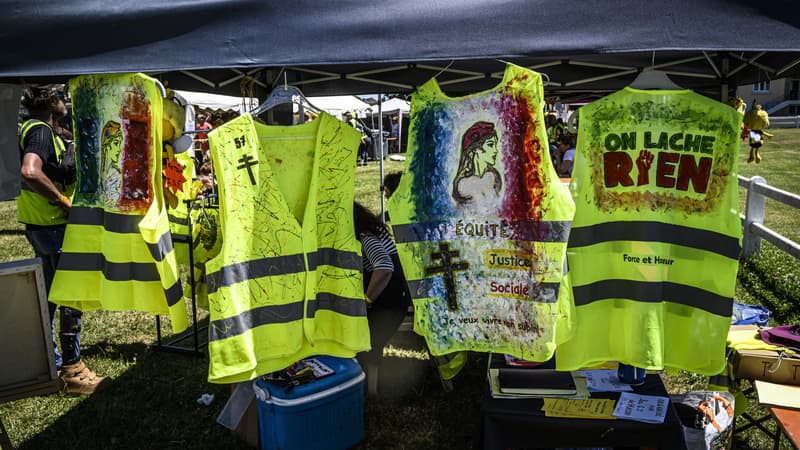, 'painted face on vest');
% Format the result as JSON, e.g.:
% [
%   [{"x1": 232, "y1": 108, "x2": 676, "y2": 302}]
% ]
[{"x1": 473, "y1": 134, "x2": 499, "y2": 177}]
